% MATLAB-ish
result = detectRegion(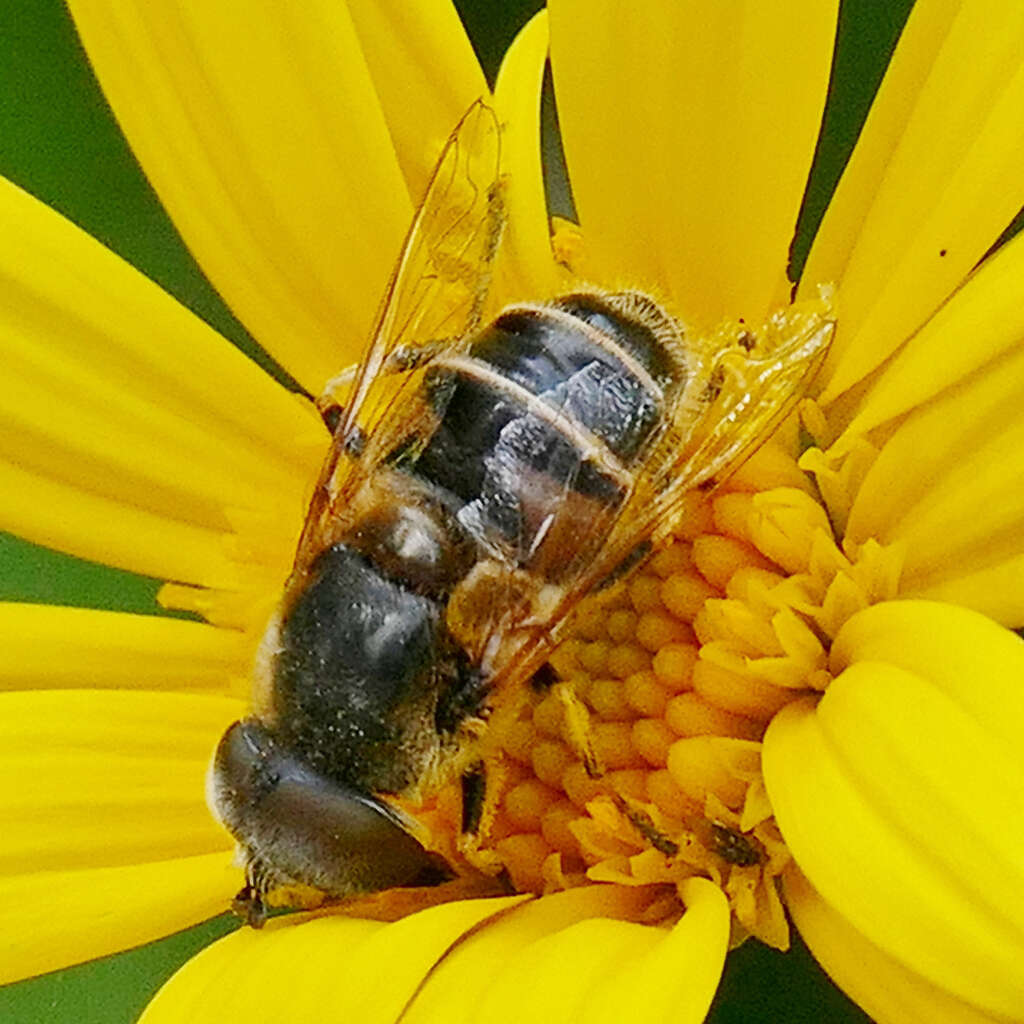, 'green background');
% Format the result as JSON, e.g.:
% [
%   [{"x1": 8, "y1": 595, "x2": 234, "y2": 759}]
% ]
[{"x1": 0, "y1": 1, "x2": 917, "y2": 1020}]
